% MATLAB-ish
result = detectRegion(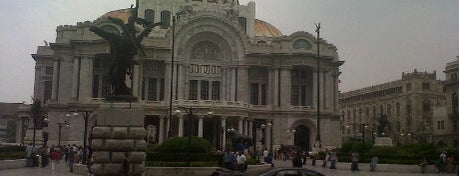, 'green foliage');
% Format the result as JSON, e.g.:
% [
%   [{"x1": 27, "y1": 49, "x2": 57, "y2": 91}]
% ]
[
  {"x1": 155, "y1": 137, "x2": 211, "y2": 153},
  {"x1": 337, "y1": 141, "x2": 459, "y2": 165},
  {"x1": 0, "y1": 146, "x2": 26, "y2": 160}
]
